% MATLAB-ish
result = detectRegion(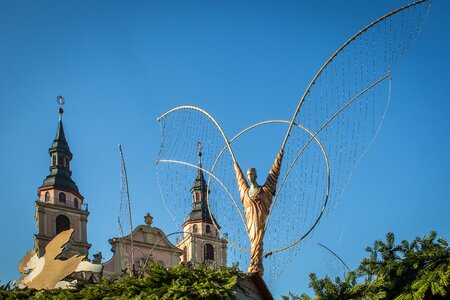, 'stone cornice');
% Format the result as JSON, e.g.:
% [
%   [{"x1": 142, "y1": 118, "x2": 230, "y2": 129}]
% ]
[{"x1": 35, "y1": 201, "x2": 89, "y2": 216}]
